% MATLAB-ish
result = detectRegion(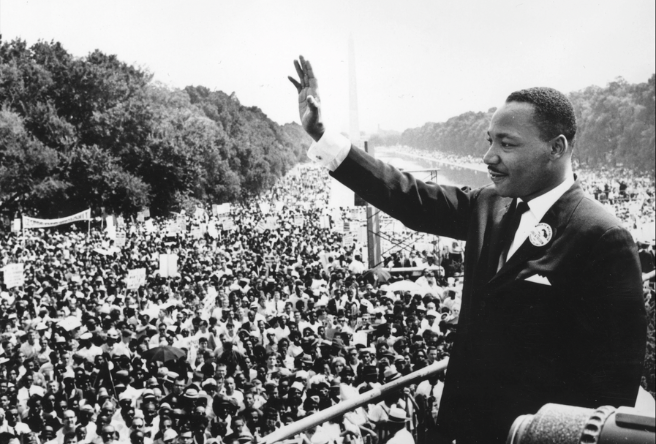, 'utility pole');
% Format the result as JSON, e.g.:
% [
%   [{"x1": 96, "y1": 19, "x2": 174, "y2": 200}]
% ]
[{"x1": 365, "y1": 141, "x2": 381, "y2": 268}]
